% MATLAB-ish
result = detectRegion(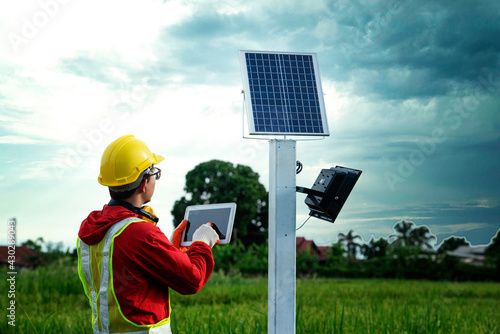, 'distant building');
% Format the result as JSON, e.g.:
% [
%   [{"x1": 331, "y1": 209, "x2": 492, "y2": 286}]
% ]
[
  {"x1": 296, "y1": 237, "x2": 329, "y2": 261},
  {"x1": 447, "y1": 245, "x2": 486, "y2": 266},
  {"x1": 0, "y1": 245, "x2": 44, "y2": 270}
]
